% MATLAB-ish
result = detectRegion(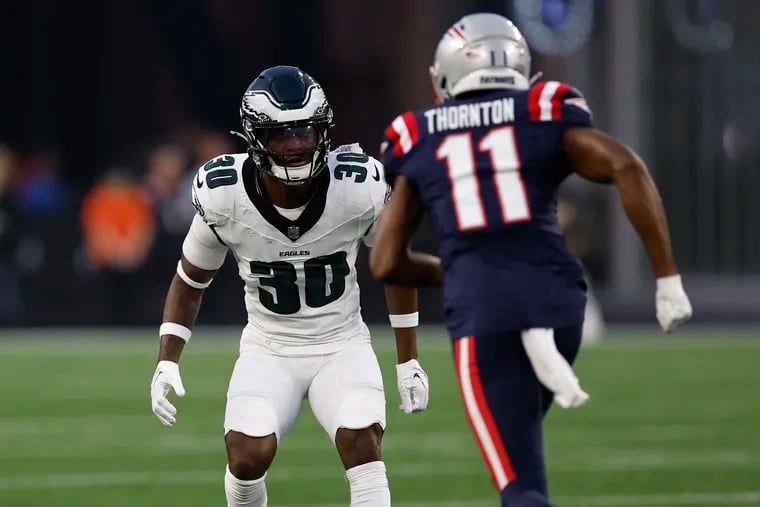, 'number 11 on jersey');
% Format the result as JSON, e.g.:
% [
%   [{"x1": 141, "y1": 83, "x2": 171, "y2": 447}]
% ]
[{"x1": 436, "y1": 126, "x2": 531, "y2": 231}]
